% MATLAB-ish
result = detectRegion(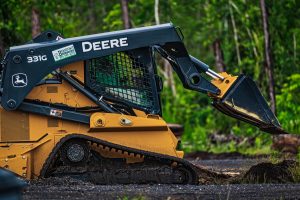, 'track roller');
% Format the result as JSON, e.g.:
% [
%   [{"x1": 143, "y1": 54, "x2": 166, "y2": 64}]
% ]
[{"x1": 60, "y1": 139, "x2": 90, "y2": 165}]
